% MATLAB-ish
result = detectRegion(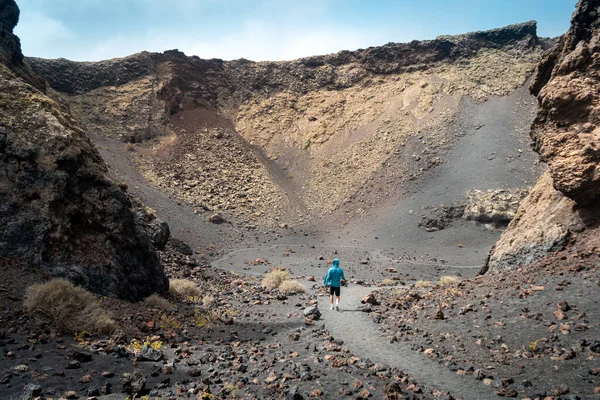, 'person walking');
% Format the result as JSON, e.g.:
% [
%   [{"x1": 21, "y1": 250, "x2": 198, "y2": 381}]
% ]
[{"x1": 324, "y1": 258, "x2": 345, "y2": 311}]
